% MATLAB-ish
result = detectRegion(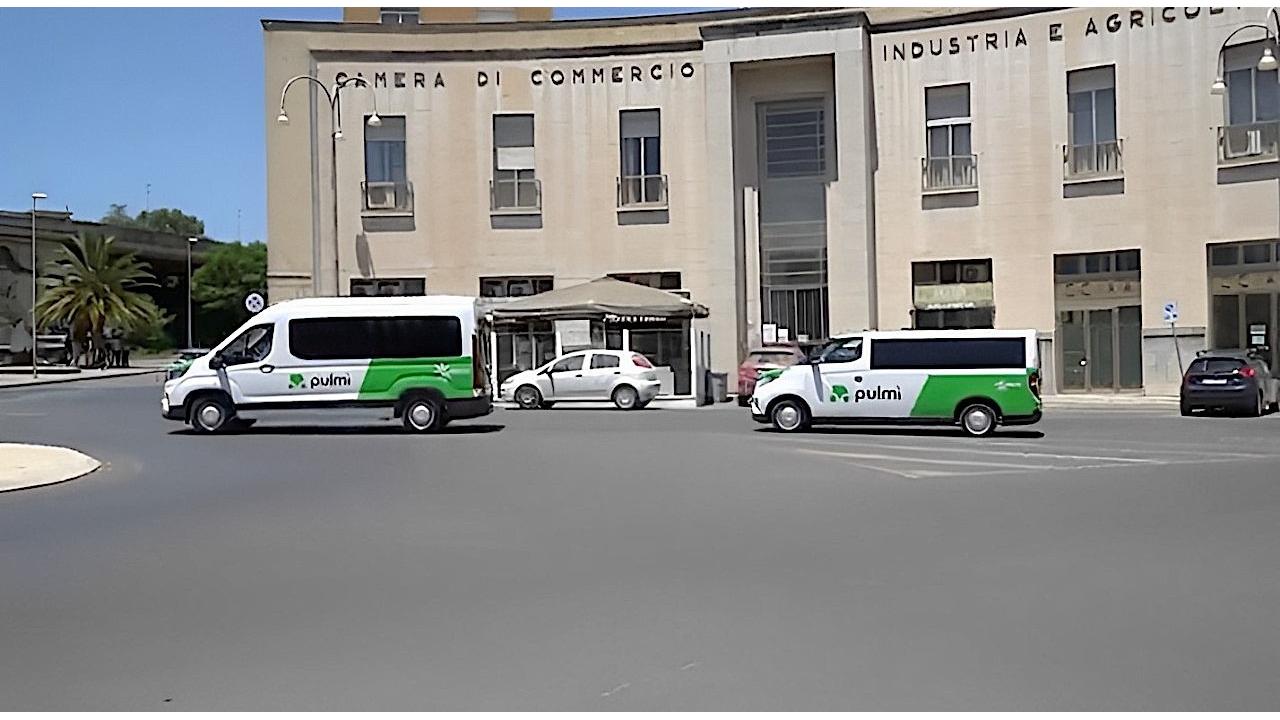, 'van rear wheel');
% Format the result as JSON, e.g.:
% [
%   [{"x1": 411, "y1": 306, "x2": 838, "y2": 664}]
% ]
[
  {"x1": 403, "y1": 396, "x2": 444, "y2": 433},
  {"x1": 959, "y1": 403, "x2": 997, "y2": 437}
]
